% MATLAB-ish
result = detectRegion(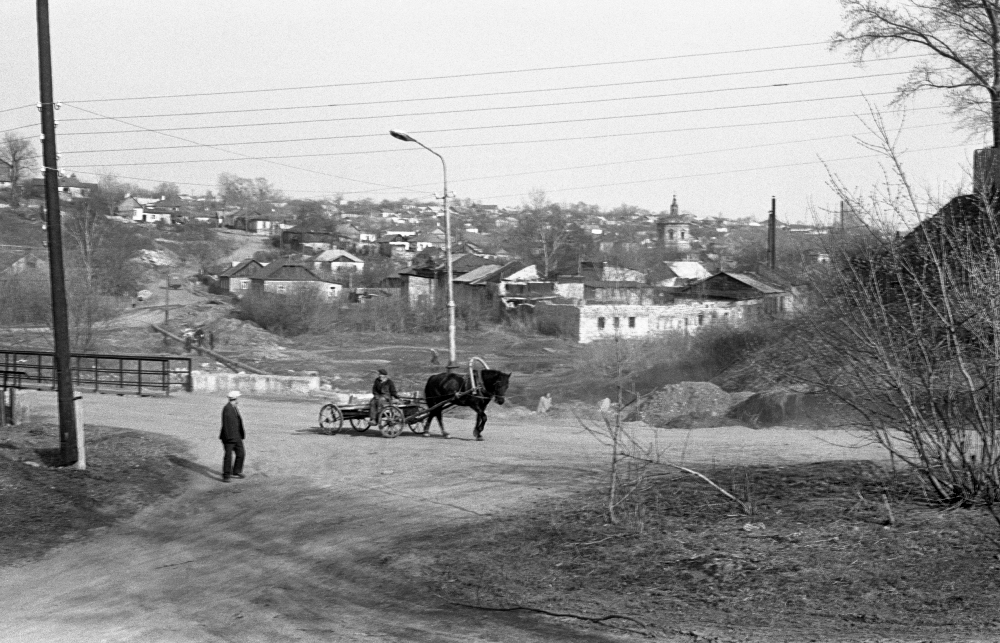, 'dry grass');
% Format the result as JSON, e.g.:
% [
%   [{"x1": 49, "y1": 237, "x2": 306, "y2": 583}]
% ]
[
  {"x1": 0, "y1": 421, "x2": 188, "y2": 567},
  {"x1": 404, "y1": 460, "x2": 1000, "y2": 640}
]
